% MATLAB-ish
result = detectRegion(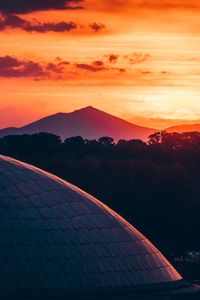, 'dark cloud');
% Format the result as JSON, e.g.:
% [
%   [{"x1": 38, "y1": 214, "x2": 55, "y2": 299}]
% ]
[
  {"x1": 89, "y1": 22, "x2": 105, "y2": 32},
  {"x1": 0, "y1": 56, "x2": 45, "y2": 78},
  {"x1": 108, "y1": 54, "x2": 119, "y2": 64},
  {"x1": 76, "y1": 61, "x2": 125, "y2": 73},
  {"x1": 0, "y1": 55, "x2": 125, "y2": 80},
  {"x1": 0, "y1": 13, "x2": 77, "y2": 32},
  {"x1": 0, "y1": 56, "x2": 71, "y2": 79},
  {"x1": 76, "y1": 61, "x2": 106, "y2": 72},
  {"x1": 0, "y1": 0, "x2": 83, "y2": 14},
  {"x1": 24, "y1": 21, "x2": 77, "y2": 33},
  {"x1": 0, "y1": 13, "x2": 107, "y2": 34},
  {"x1": 92, "y1": 61, "x2": 104, "y2": 67},
  {"x1": 104, "y1": 52, "x2": 151, "y2": 66}
]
